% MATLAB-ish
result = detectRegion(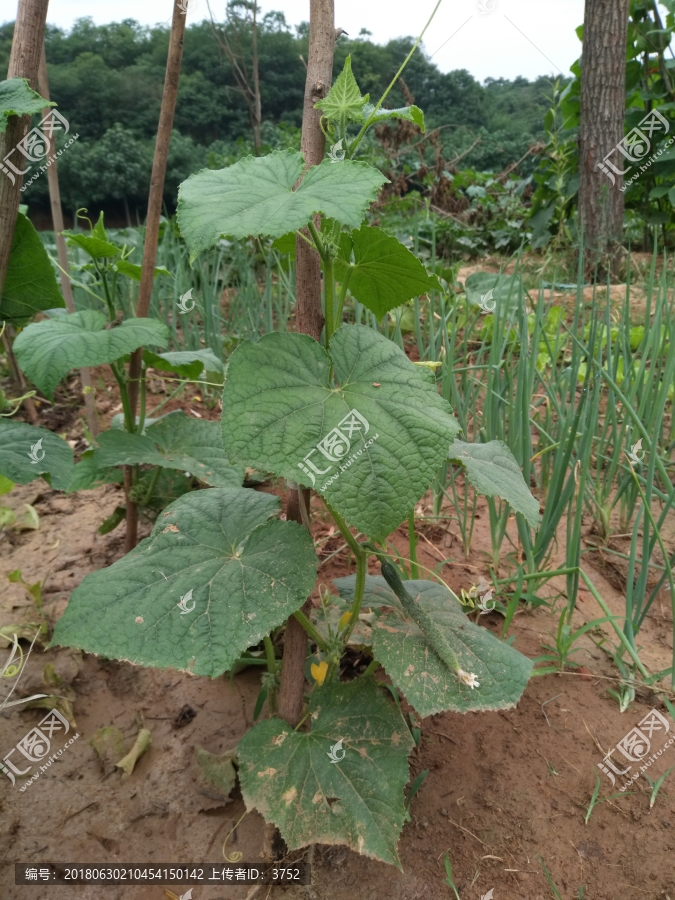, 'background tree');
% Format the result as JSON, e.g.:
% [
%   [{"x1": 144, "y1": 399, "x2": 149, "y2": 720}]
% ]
[{"x1": 577, "y1": 0, "x2": 630, "y2": 274}]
